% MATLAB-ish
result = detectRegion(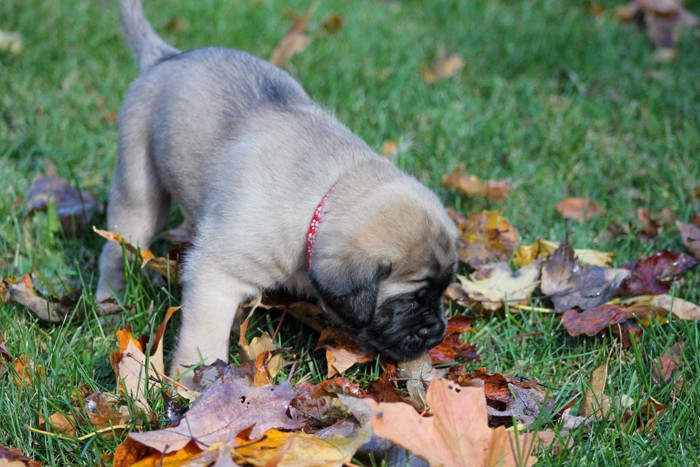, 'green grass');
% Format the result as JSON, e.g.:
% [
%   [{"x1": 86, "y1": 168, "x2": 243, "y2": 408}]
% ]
[{"x1": 2, "y1": 0, "x2": 699, "y2": 465}]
